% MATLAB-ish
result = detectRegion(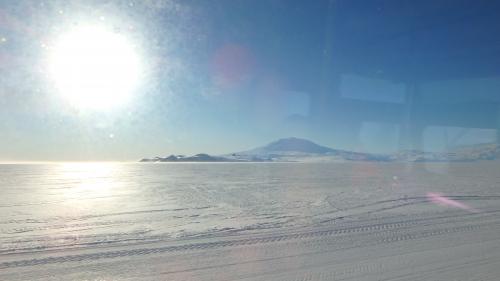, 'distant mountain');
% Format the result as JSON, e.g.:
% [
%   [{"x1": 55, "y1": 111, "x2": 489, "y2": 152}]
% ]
[
  {"x1": 248, "y1": 137, "x2": 335, "y2": 154},
  {"x1": 140, "y1": 137, "x2": 387, "y2": 163},
  {"x1": 225, "y1": 137, "x2": 389, "y2": 162},
  {"x1": 140, "y1": 153, "x2": 241, "y2": 163},
  {"x1": 140, "y1": 138, "x2": 500, "y2": 163},
  {"x1": 392, "y1": 143, "x2": 500, "y2": 162},
  {"x1": 452, "y1": 142, "x2": 500, "y2": 160}
]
